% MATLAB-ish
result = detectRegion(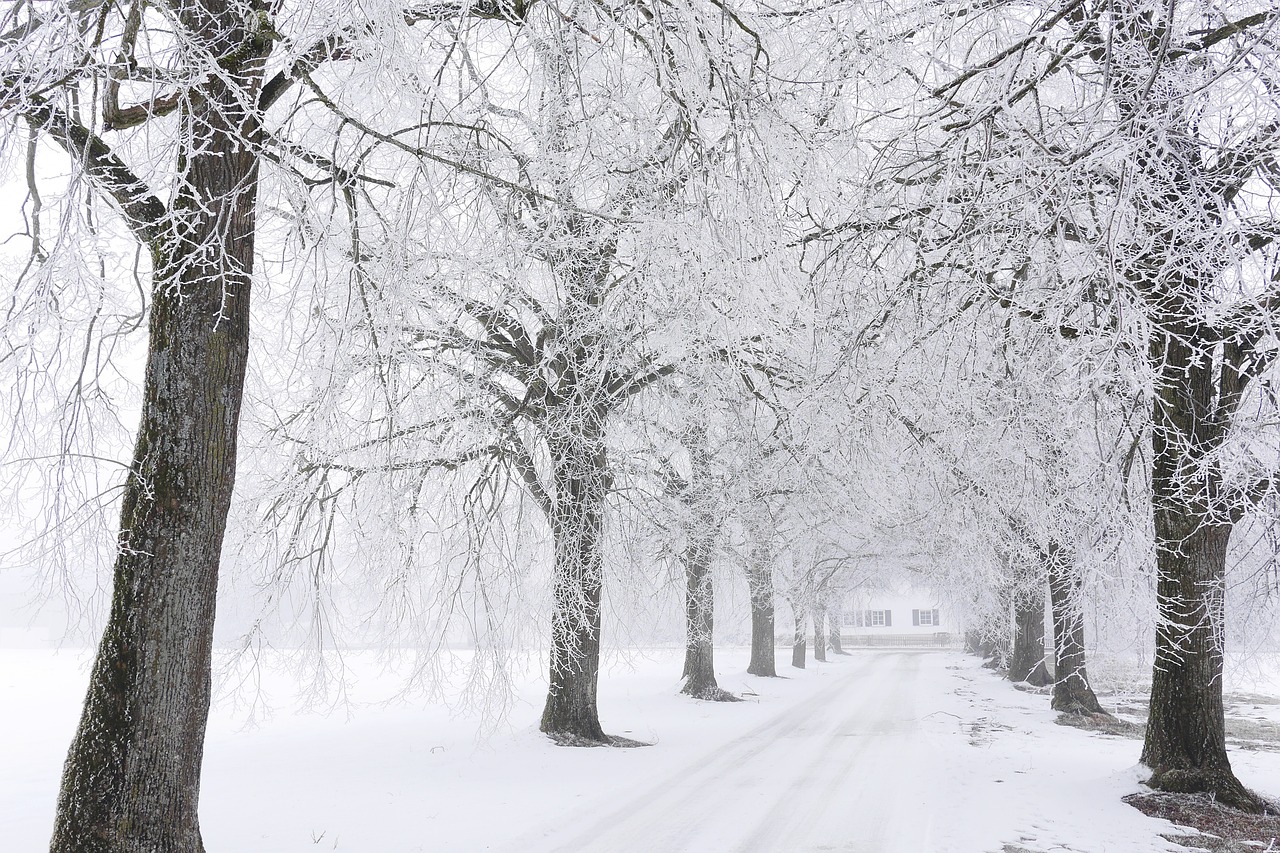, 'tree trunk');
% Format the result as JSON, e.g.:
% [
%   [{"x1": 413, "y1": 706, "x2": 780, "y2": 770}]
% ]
[
  {"x1": 538, "y1": 212, "x2": 618, "y2": 745},
  {"x1": 829, "y1": 607, "x2": 846, "y2": 655},
  {"x1": 746, "y1": 541, "x2": 777, "y2": 677},
  {"x1": 51, "y1": 22, "x2": 268, "y2": 851},
  {"x1": 791, "y1": 605, "x2": 806, "y2": 669},
  {"x1": 1138, "y1": 333, "x2": 1264, "y2": 809},
  {"x1": 539, "y1": 403, "x2": 611, "y2": 744},
  {"x1": 1047, "y1": 542, "x2": 1105, "y2": 715},
  {"x1": 1142, "y1": 521, "x2": 1254, "y2": 803},
  {"x1": 813, "y1": 605, "x2": 827, "y2": 662},
  {"x1": 1008, "y1": 588, "x2": 1045, "y2": 683},
  {"x1": 681, "y1": 523, "x2": 733, "y2": 700}
]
